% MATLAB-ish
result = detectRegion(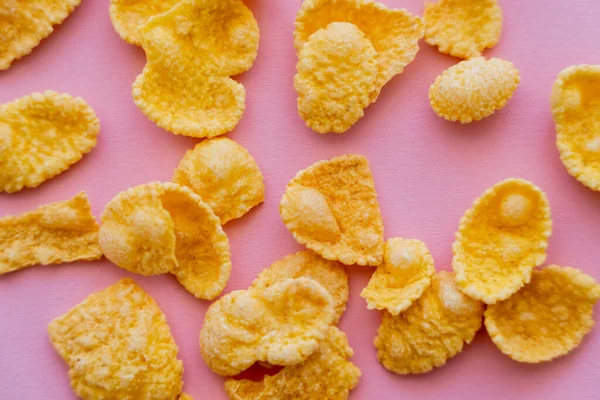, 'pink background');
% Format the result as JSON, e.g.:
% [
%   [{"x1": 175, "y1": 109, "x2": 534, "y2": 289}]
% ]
[{"x1": 1, "y1": 0, "x2": 600, "y2": 398}]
